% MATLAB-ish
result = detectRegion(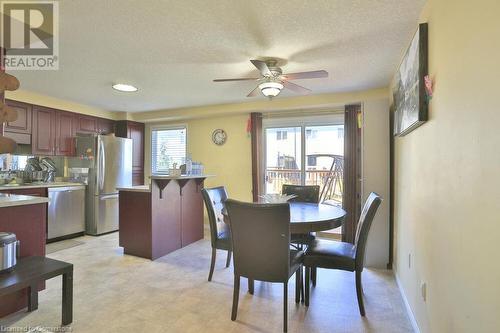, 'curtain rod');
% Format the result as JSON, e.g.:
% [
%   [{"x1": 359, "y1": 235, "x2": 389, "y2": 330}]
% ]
[{"x1": 262, "y1": 108, "x2": 344, "y2": 119}]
